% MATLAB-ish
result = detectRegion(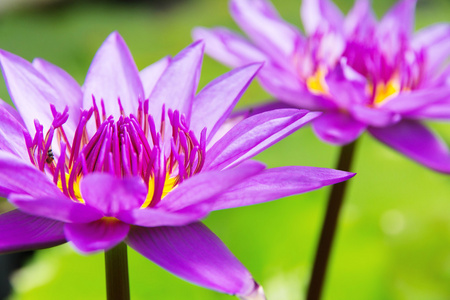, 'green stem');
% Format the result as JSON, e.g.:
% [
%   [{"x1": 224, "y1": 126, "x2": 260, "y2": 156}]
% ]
[
  {"x1": 306, "y1": 140, "x2": 358, "y2": 300},
  {"x1": 105, "y1": 243, "x2": 130, "y2": 300}
]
